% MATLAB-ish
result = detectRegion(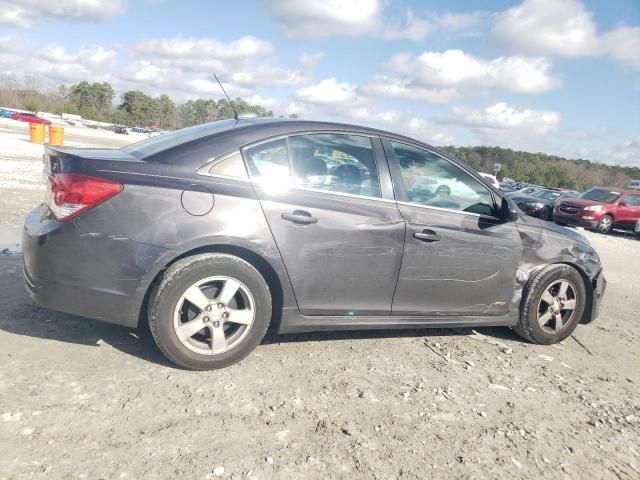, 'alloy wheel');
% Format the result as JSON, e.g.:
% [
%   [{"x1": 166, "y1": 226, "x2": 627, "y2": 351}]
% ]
[
  {"x1": 598, "y1": 216, "x2": 612, "y2": 233},
  {"x1": 173, "y1": 276, "x2": 255, "y2": 355},
  {"x1": 536, "y1": 279, "x2": 578, "y2": 334}
]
